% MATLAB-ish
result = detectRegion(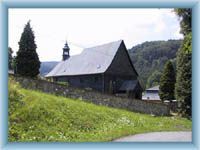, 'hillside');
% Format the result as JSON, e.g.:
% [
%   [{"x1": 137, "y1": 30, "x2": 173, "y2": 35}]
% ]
[
  {"x1": 128, "y1": 39, "x2": 182, "y2": 88},
  {"x1": 39, "y1": 61, "x2": 59, "y2": 76},
  {"x1": 9, "y1": 78, "x2": 191, "y2": 142}
]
